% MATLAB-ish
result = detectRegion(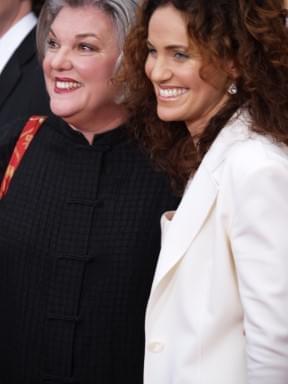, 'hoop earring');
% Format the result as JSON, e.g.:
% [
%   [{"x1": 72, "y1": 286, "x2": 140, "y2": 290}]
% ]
[{"x1": 227, "y1": 82, "x2": 237, "y2": 95}]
